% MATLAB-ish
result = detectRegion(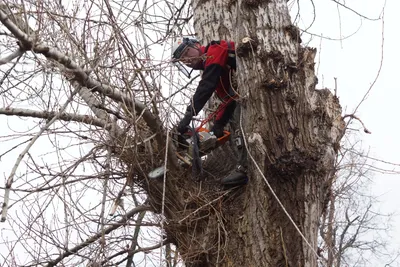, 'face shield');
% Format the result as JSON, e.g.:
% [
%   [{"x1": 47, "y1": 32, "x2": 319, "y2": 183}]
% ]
[
  {"x1": 172, "y1": 37, "x2": 199, "y2": 78},
  {"x1": 173, "y1": 61, "x2": 193, "y2": 78}
]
